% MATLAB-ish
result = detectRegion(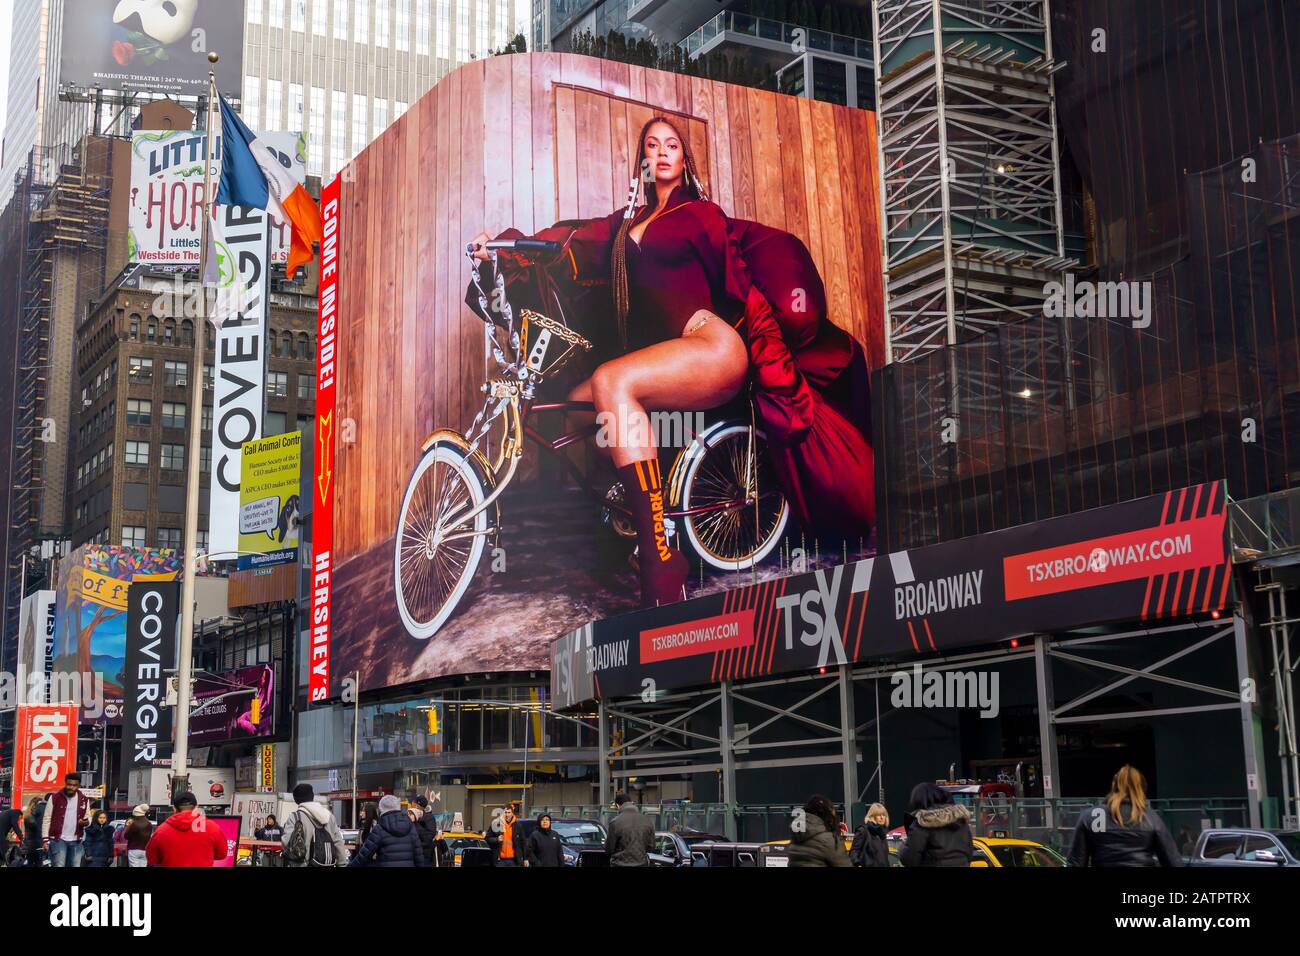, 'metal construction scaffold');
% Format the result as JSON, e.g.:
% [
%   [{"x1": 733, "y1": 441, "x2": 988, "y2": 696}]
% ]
[{"x1": 871, "y1": 0, "x2": 1075, "y2": 364}]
